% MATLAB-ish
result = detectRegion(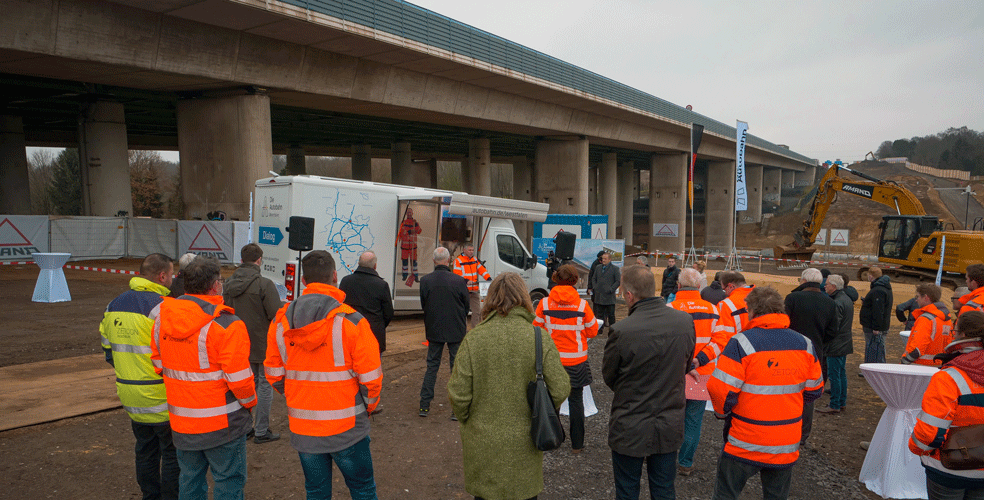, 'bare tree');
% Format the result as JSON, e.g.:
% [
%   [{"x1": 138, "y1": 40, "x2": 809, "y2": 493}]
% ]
[{"x1": 28, "y1": 149, "x2": 56, "y2": 214}]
